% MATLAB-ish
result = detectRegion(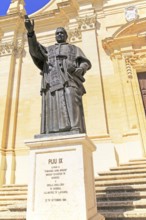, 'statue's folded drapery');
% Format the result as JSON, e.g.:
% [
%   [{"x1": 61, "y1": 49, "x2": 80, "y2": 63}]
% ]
[{"x1": 28, "y1": 33, "x2": 91, "y2": 134}]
